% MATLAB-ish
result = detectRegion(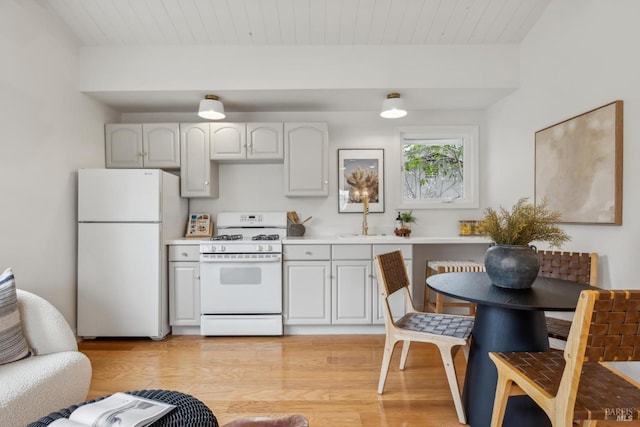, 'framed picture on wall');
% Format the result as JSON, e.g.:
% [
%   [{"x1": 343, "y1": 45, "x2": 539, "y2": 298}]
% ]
[
  {"x1": 338, "y1": 149, "x2": 384, "y2": 213},
  {"x1": 534, "y1": 100, "x2": 623, "y2": 225}
]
